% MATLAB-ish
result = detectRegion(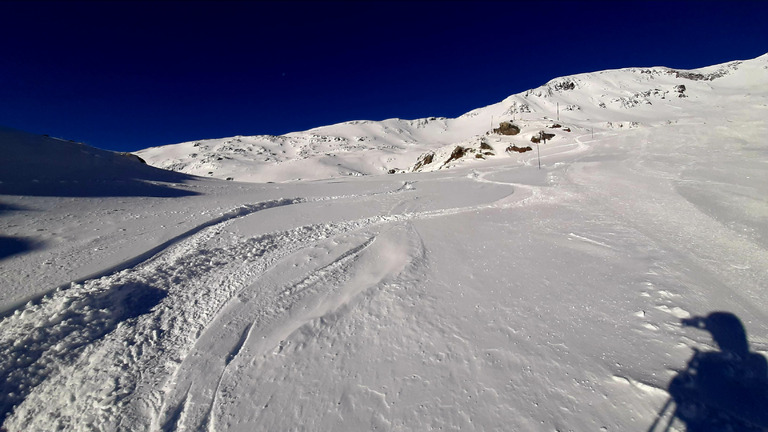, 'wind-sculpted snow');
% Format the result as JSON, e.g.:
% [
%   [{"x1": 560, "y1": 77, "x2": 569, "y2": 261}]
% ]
[{"x1": 2, "y1": 53, "x2": 768, "y2": 431}]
